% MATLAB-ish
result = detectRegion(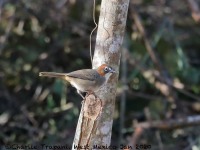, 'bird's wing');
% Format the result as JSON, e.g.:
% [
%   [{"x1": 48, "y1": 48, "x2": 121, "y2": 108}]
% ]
[{"x1": 66, "y1": 69, "x2": 97, "y2": 81}]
